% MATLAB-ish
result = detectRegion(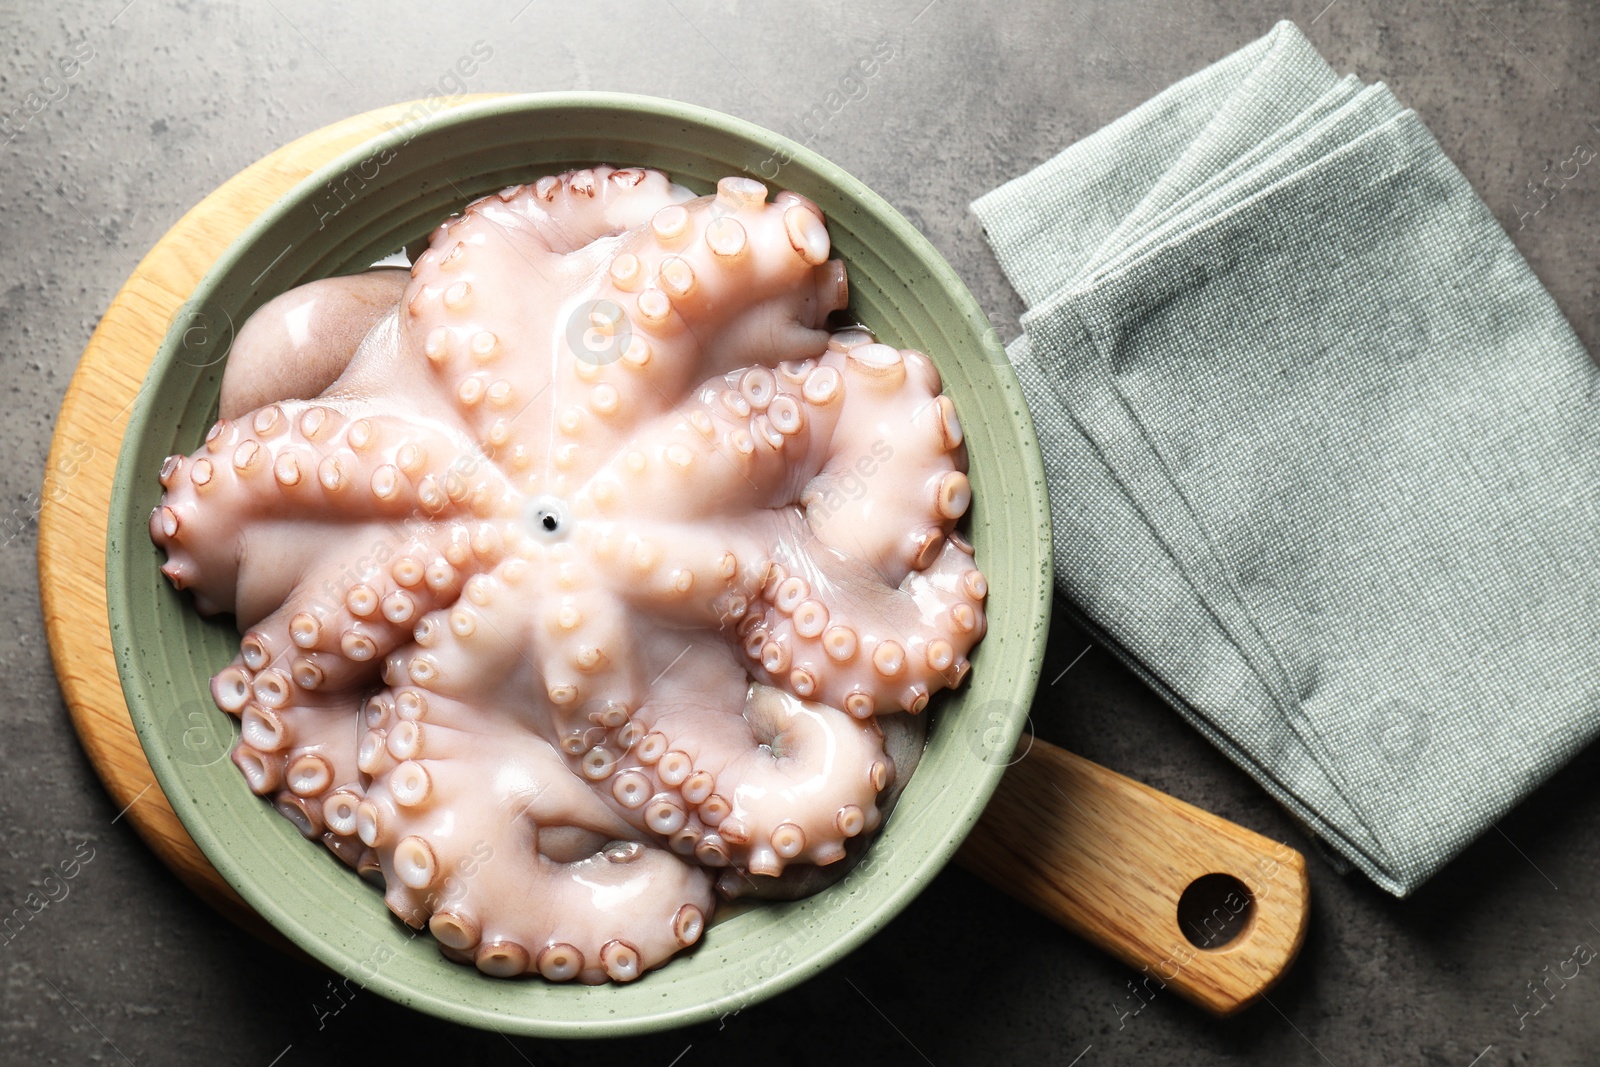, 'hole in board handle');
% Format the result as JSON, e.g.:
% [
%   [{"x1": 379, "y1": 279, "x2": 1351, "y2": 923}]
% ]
[{"x1": 1177, "y1": 872, "x2": 1255, "y2": 950}]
